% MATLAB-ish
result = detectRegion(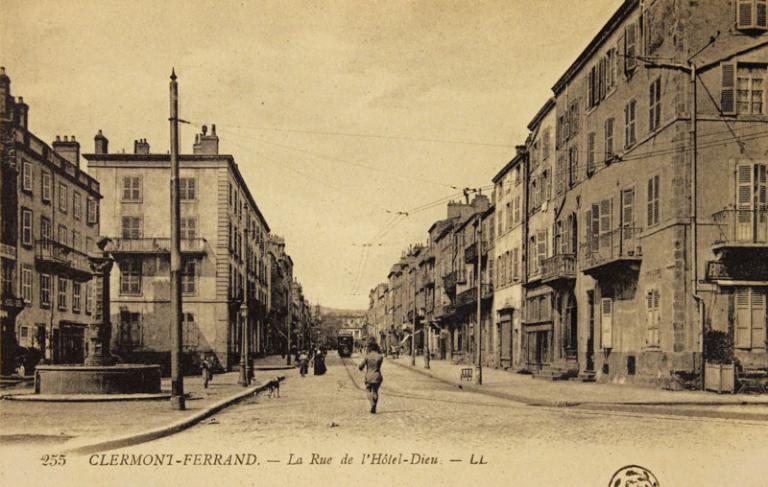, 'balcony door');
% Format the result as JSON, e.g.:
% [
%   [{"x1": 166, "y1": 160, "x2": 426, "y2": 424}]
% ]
[{"x1": 736, "y1": 162, "x2": 767, "y2": 243}]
